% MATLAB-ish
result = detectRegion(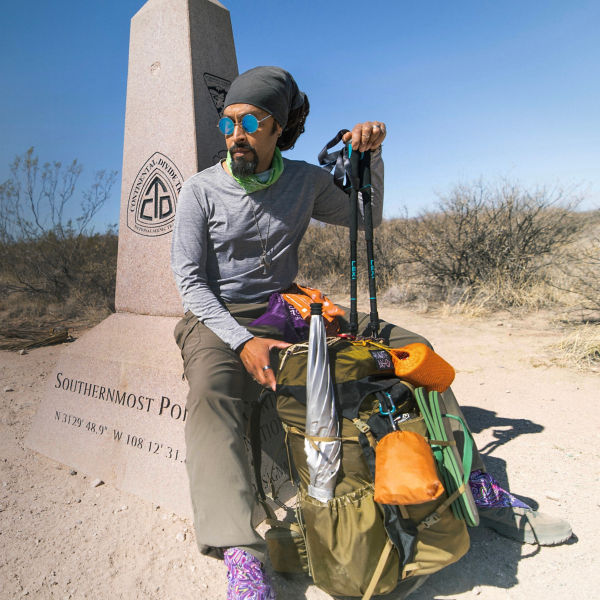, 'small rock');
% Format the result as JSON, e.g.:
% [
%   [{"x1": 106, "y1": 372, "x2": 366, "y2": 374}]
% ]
[
  {"x1": 4, "y1": 387, "x2": 14, "y2": 392},
  {"x1": 176, "y1": 532, "x2": 186, "y2": 542},
  {"x1": 496, "y1": 322, "x2": 504, "y2": 327},
  {"x1": 19, "y1": 349, "x2": 27, "y2": 355},
  {"x1": 120, "y1": 505, "x2": 128, "y2": 512},
  {"x1": 70, "y1": 470, "x2": 77, "y2": 476},
  {"x1": 189, "y1": 565, "x2": 196, "y2": 573},
  {"x1": 91, "y1": 478, "x2": 104, "y2": 488},
  {"x1": 76, "y1": 520, "x2": 83, "y2": 525},
  {"x1": 546, "y1": 490, "x2": 561, "y2": 501}
]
